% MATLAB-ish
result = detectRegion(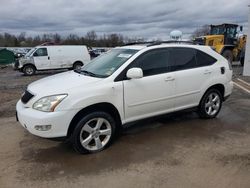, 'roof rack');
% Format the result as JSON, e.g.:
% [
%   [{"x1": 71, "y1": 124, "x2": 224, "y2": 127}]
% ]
[
  {"x1": 123, "y1": 42, "x2": 154, "y2": 46},
  {"x1": 124, "y1": 40, "x2": 198, "y2": 47}
]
